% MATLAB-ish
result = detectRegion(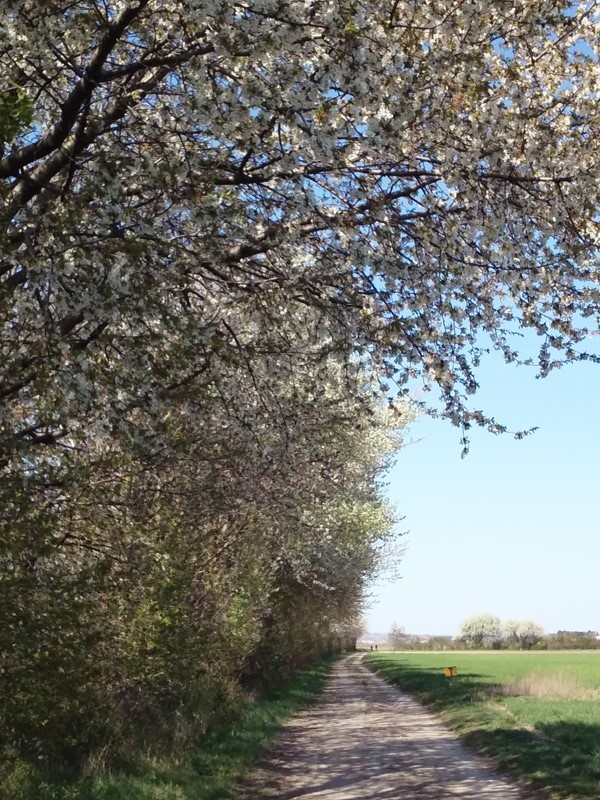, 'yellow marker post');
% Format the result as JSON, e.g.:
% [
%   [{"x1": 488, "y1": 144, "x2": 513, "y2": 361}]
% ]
[{"x1": 443, "y1": 666, "x2": 458, "y2": 678}]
